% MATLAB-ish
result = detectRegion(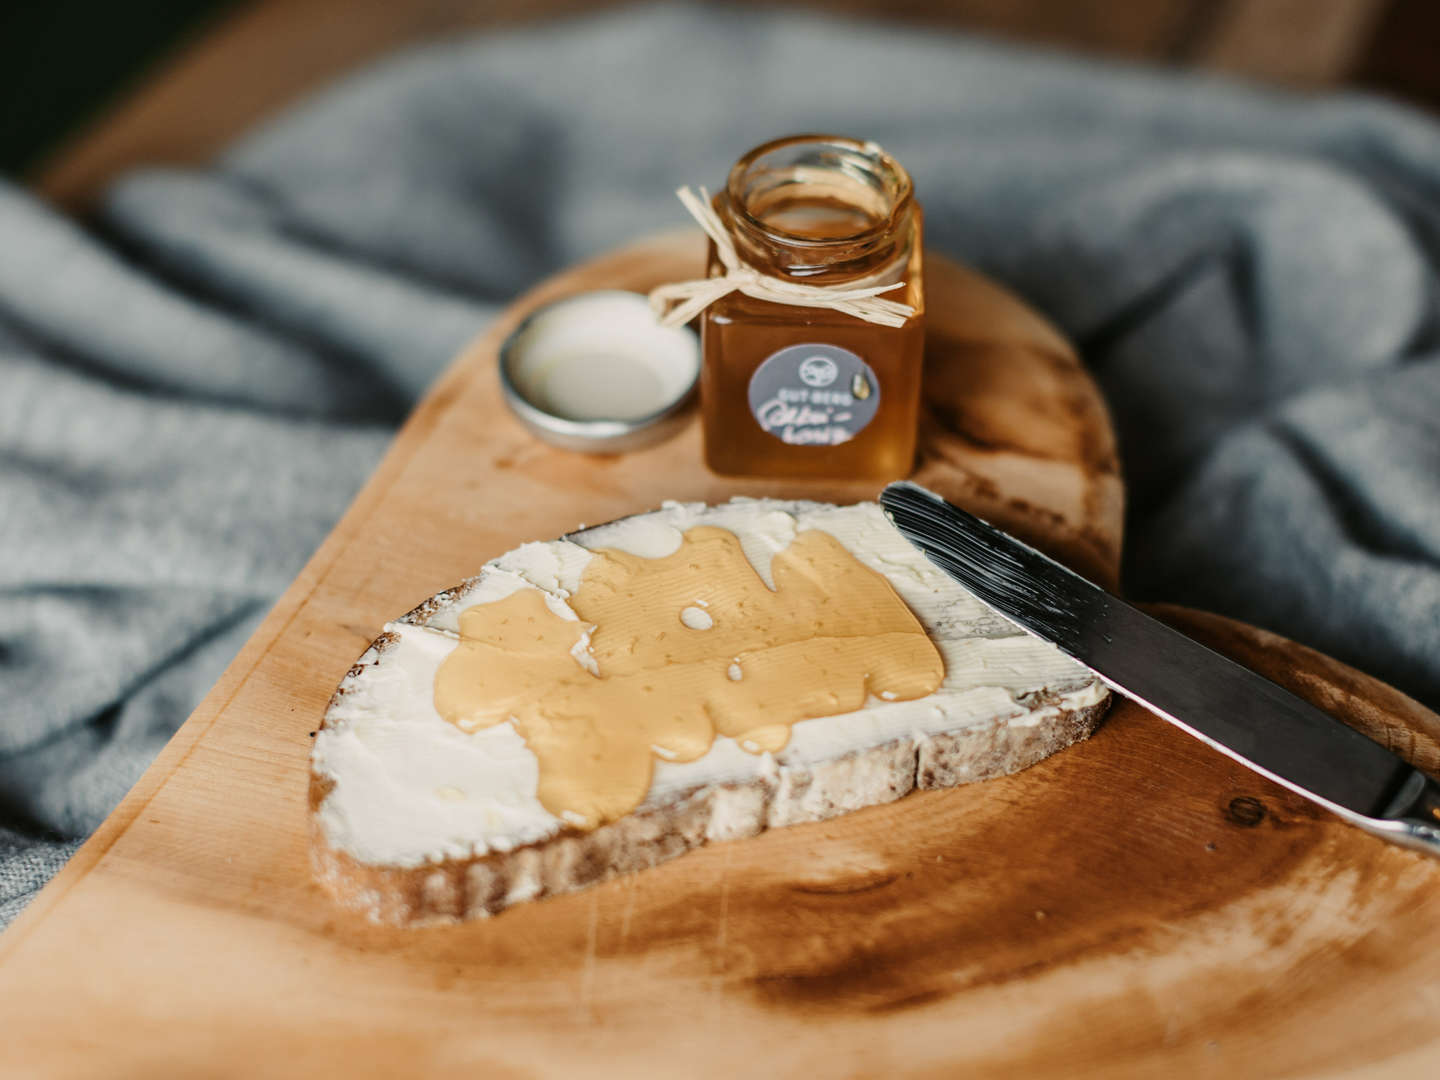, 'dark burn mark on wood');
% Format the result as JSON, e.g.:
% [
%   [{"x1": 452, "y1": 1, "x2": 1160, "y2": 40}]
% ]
[
  {"x1": 732, "y1": 703, "x2": 1329, "y2": 1016},
  {"x1": 862, "y1": 986, "x2": 949, "y2": 1014}
]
